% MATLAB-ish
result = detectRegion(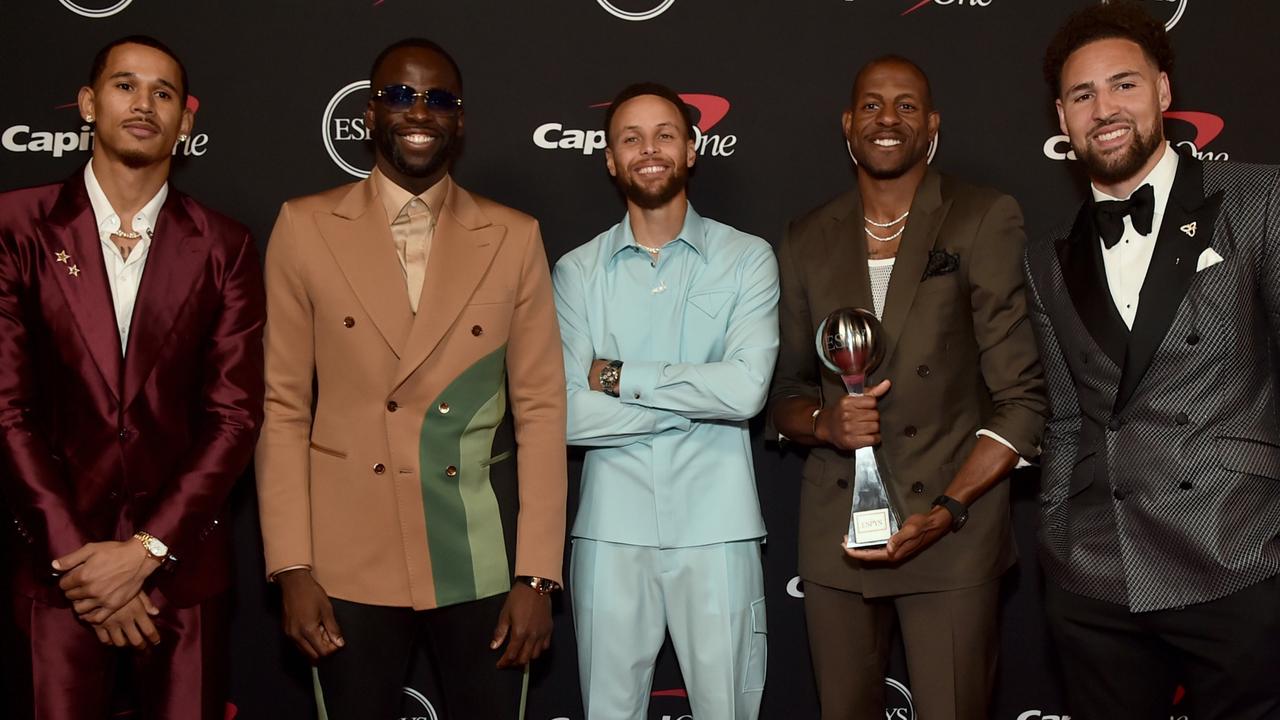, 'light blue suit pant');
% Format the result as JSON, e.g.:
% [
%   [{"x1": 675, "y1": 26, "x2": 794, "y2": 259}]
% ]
[{"x1": 571, "y1": 538, "x2": 767, "y2": 720}]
